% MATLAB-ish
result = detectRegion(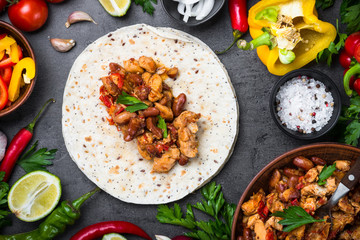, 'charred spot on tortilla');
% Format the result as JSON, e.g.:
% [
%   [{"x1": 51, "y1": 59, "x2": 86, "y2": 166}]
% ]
[{"x1": 99, "y1": 56, "x2": 201, "y2": 173}]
